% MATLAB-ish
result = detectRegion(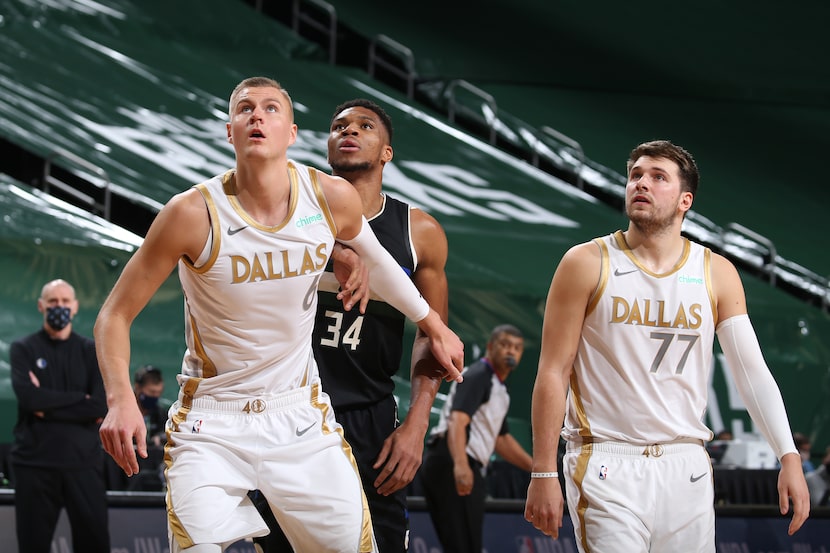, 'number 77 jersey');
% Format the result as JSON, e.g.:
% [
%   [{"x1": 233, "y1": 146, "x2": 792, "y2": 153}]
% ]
[{"x1": 563, "y1": 230, "x2": 717, "y2": 444}]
